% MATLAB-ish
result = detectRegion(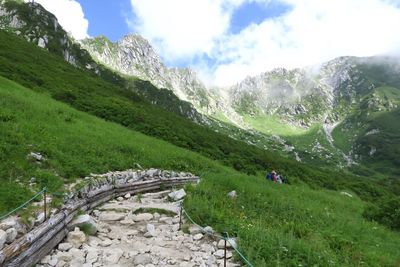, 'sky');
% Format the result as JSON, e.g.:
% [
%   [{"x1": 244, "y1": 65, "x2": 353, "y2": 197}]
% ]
[{"x1": 29, "y1": 0, "x2": 400, "y2": 86}]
